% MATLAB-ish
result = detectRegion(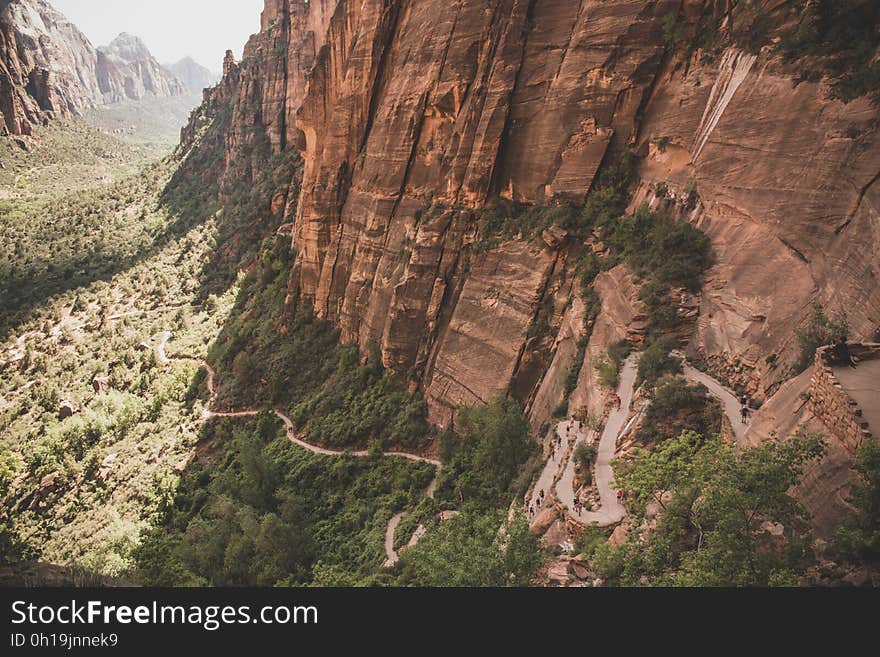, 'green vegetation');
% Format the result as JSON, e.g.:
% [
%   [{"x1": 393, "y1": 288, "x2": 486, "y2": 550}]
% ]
[
  {"x1": 574, "y1": 442, "x2": 597, "y2": 472},
  {"x1": 0, "y1": 119, "x2": 155, "y2": 199},
  {"x1": 595, "y1": 340, "x2": 633, "y2": 389},
  {"x1": 436, "y1": 397, "x2": 537, "y2": 510},
  {"x1": 835, "y1": 440, "x2": 880, "y2": 568},
  {"x1": 595, "y1": 358, "x2": 619, "y2": 390},
  {"x1": 0, "y1": 152, "x2": 236, "y2": 576},
  {"x1": 781, "y1": 0, "x2": 880, "y2": 103},
  {"x1": 397, "y1": 511, "x2": 544, "y2": 587},
  {"x1": 476, "y1": 199, "x2": 576, "y2": 251},
  {"x1": 581, "y1": 151, "x2": 637, "y2": 230},
  {"x1": 208, "y1": 239, "x2": 430, "y2": 451},
  {"x1": 83, "y1": 95, "x2": 202, "y2": 153},
  {"x1": 792, "y1": 302, "x2": 849, "y2": 374},
  {"x1": 135, "y1": 413, "x2": 435, "y2": 586},
  {"x1": 637, "y1": 336, "x2": 683, "y2": 388},
  {"x1": 0, "y1": 161, "x2": 193, "y2": 337},
  {"x1": 594, "y1": 431, "x2": 826, "y2": 586},
  {"x1": 605, "y1": 204, "x2": 712, "y2": 294},
  {"x1": 635, "y1": 377, "x2": 723, "y2": 445}
]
